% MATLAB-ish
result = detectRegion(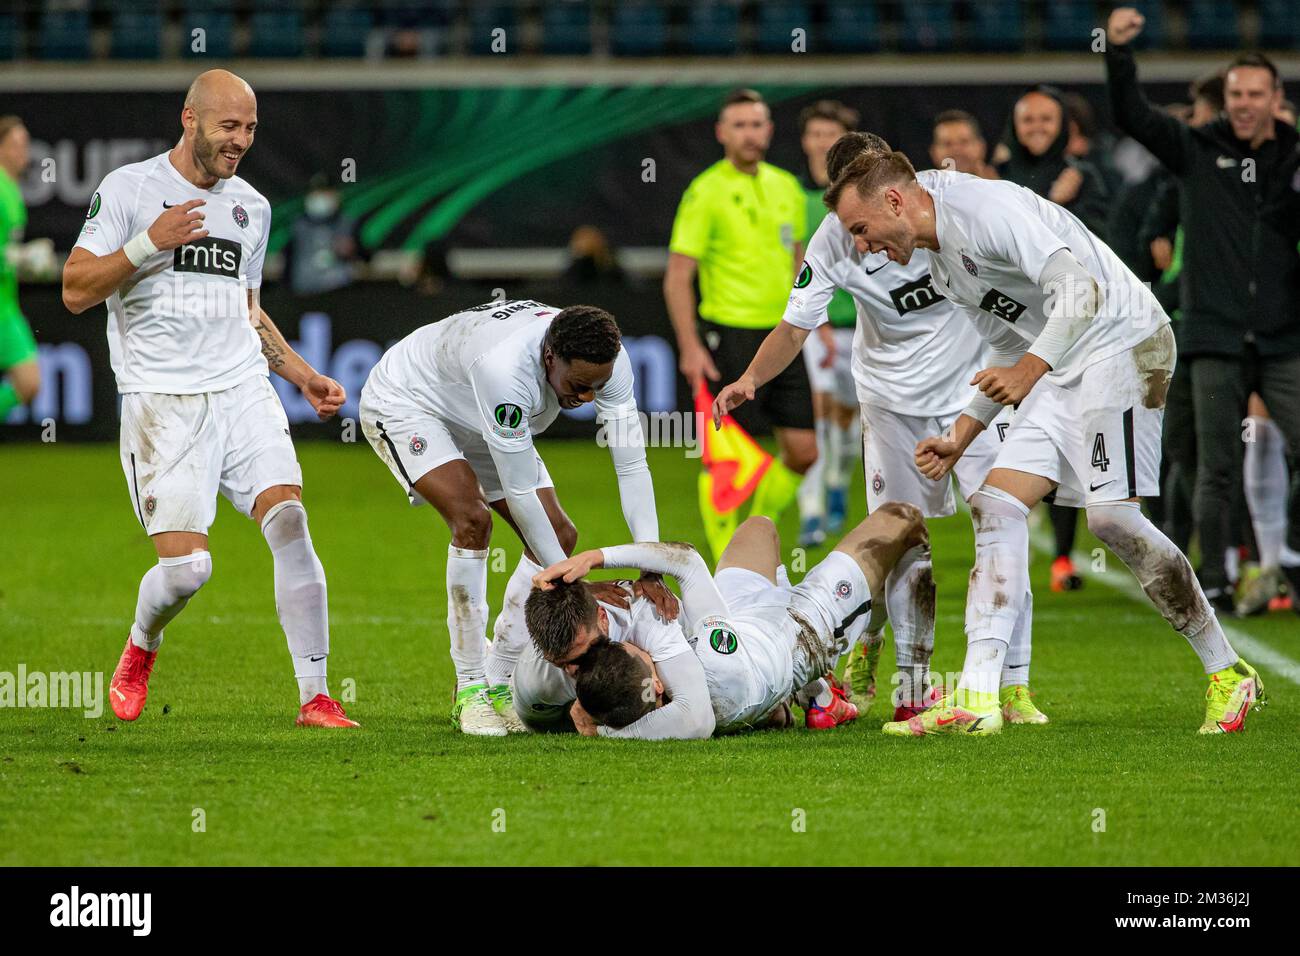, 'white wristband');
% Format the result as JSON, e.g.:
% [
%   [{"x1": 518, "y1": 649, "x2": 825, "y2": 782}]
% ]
[{"x1": 123, "y1": 231, "x2": 158, "y2": 268}]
